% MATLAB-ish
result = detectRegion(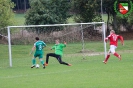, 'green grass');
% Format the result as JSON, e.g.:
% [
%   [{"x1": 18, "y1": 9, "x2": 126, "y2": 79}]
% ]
[
  {"x1": 0, "y1": 40, "x2": 133, "y2": 88},
  {"x1": 14, "y1": 13, "x2": 76, "y2": 25},
  {"x1": 102, "y1": 14, "x2": 108, "y2": 22},
  {"x1": 67, "y1": 16, "x2": 75, "y2": 23},
  {"x1": 14, "y1": 14, "x2": 25, "y2": 25}
]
